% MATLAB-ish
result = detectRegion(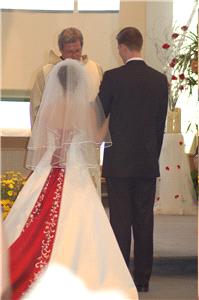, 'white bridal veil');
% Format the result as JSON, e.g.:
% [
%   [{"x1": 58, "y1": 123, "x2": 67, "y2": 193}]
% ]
[{"x1": 26, "y1": 59, "x2": 111, "y2": 170}]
